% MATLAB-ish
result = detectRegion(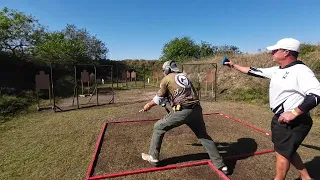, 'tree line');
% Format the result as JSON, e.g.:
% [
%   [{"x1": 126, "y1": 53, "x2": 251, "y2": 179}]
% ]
[
  {"x1": 0, "y1": 7, "x2": 240, "y2": 118},
  {"x1": 1, "y1": 7, "x2": 241, "y2": 65},
  {"x1": 1, "y1": 7, "x2": 319, "y2": 119}
]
